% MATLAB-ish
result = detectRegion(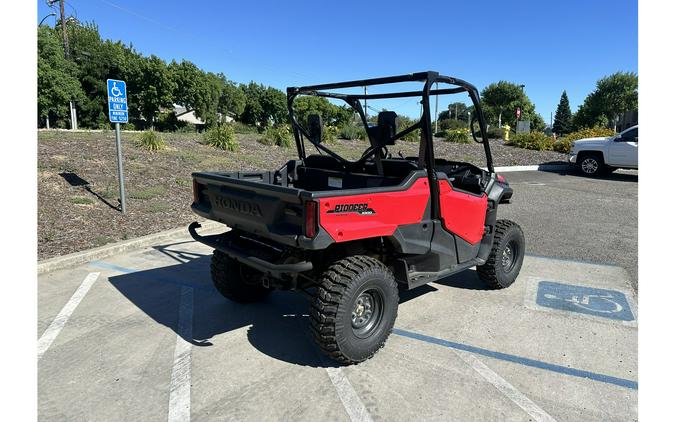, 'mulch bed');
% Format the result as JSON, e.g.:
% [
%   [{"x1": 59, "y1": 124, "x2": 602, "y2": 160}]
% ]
[{"x1": 37, "y1": 130, "x2": 566, "y2": 259}]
